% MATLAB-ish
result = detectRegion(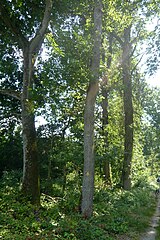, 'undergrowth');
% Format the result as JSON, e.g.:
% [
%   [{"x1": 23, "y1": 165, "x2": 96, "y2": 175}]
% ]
[{"x1": 0, "y1": 170, "x2": 157, "y2": 240}]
